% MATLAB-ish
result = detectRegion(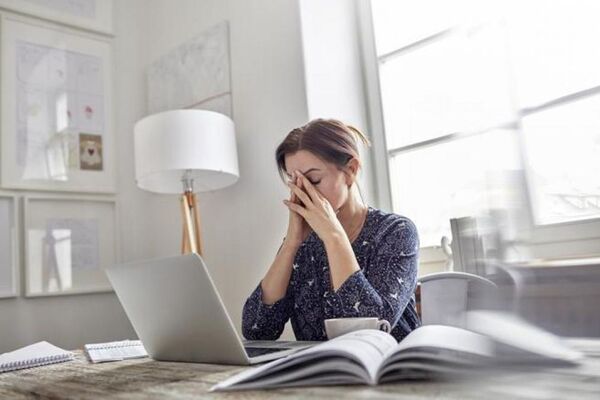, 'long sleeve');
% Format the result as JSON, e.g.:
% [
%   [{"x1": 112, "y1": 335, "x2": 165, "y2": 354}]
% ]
[
  {"x1": 242, "y1": 282, "x2": 293, "y2": 340},
  {"x1": 323, "y1": 217, "x2": 419, "y2": 331}
]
